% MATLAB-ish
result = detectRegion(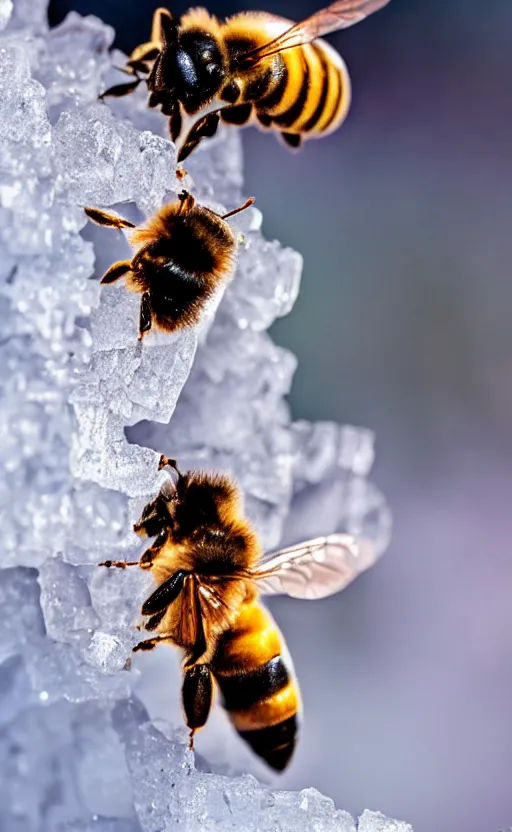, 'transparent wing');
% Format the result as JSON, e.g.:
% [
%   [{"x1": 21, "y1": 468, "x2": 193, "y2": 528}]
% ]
[
  {"x1": 253, "y1": 533, "x2": 378, "y2": 600},
  {"x1": 241, "y1": 0, "x2": 391, "y2": 65}
]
